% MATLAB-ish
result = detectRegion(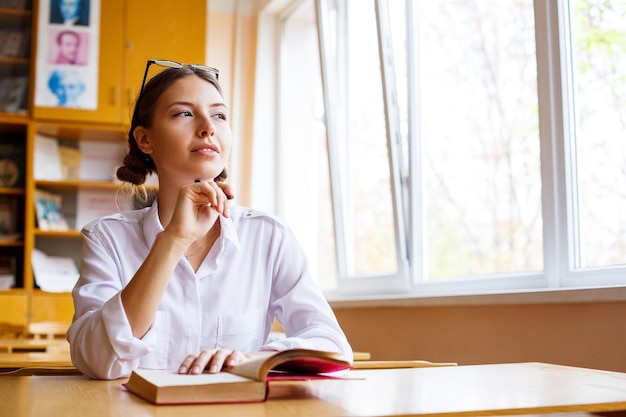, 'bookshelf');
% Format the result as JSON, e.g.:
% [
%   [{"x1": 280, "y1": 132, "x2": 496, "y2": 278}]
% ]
[
  {"x1": 0, "y1": 3, "x2": 31, "y2": 116},
  {"x1": 0, "y1": 116, "x2": 28, "y2": 330},
  {"x1": 0, "y1": 0, "x2": 207, "y2": 335}
]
